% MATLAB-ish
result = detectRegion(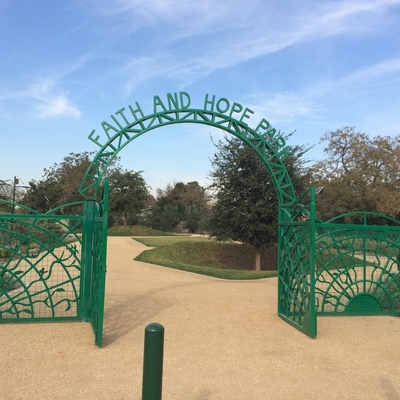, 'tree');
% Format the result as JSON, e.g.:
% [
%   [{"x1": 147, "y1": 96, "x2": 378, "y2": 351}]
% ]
[
  {"x1": 208, "y1": 134, "x2": 311, "y2": 271},
  {"x1": 108, "y1": 169, "x2": 149, "y2": 225},
  {"x1": 158, "y1": 181, "x2": 210, "y2": 210},
  {"x1": 21, "y1": 152, "x2": 125, "y2": 214},
  {"x1": 148, "y1": 181, "x2": 211, "y2": 232},
  {"x1": 184, "y1": 205, "x2": 204, "y2": 233},
  {"x1": 310, "y1": 127, "x2": 400, "y2": 221},
  {"x1": 0, "y1": 180, "x2": 11, "y2": 201},
  {"x1": 146, "y1": 196, "x2": 183, "y2": 232},
  {"x1": 0, "y1": 180, "x2": 12, "y2": 212},
  {"x1": 22, "y1": 152, "x2": 97, "y2": 213}
]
